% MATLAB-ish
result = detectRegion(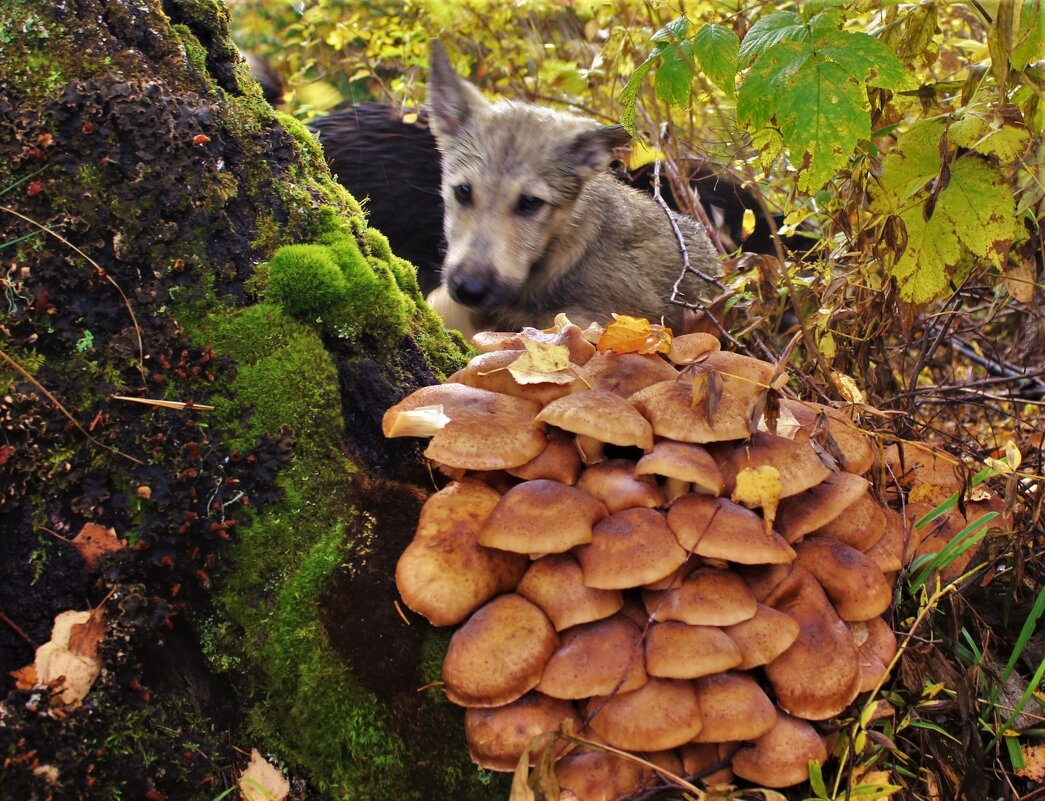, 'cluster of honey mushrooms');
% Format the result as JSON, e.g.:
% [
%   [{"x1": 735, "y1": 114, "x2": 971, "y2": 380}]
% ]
[{"x1": 382, "y1": 317, "x2": 970, "y2": 797}]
